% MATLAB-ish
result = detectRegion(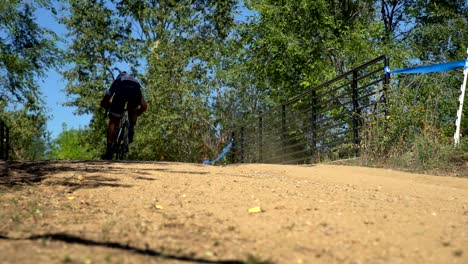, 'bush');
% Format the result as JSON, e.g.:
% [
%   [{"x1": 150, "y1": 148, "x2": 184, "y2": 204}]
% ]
[{"x1": 359, "y1": 75, "x2": 467, "y2": 174}]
